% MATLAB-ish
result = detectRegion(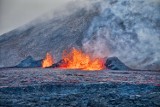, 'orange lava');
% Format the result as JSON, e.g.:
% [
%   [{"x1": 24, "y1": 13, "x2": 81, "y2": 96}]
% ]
[
  {"x1": 60, "y1": 48, "x2": 105, "y2": 70},
  {"x1": 42, "y1": 52, "x2": 54, "y2": 68}
]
